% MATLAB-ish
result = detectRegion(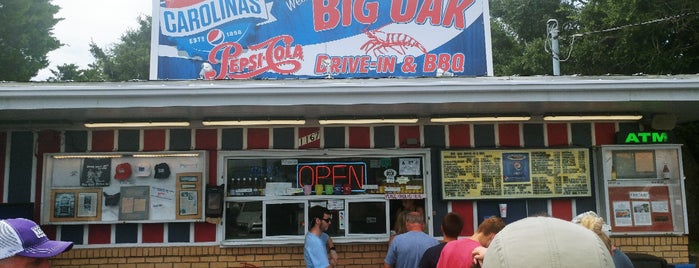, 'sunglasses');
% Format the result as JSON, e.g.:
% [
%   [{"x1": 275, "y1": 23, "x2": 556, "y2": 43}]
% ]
[{"x1": 321, "y1": 217, "x2": 332, "y2": 223}]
